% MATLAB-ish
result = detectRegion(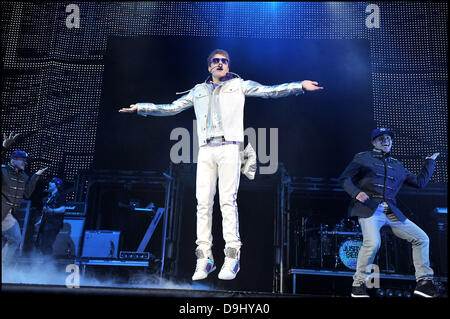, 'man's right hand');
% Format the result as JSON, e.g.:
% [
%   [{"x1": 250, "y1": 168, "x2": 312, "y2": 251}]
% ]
[
  {"x1": 3, "y1": 132, "x2": 20, "y2": 149},
  {"x1": 356, "y1": 192, "x2": 370, "y2": 202},
  {"x1": 118, "y1": 104, "x2": 138, "y2": 113}
]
